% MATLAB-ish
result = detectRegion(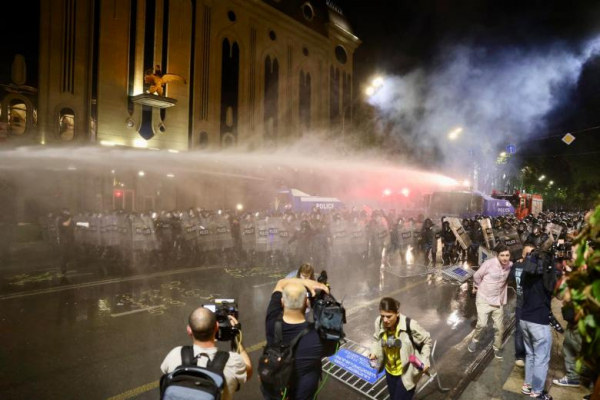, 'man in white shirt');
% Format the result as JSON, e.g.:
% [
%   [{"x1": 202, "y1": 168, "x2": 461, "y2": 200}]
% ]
[{"x1": 161, "y1": 307, "x2": 253, "y2": 400}]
